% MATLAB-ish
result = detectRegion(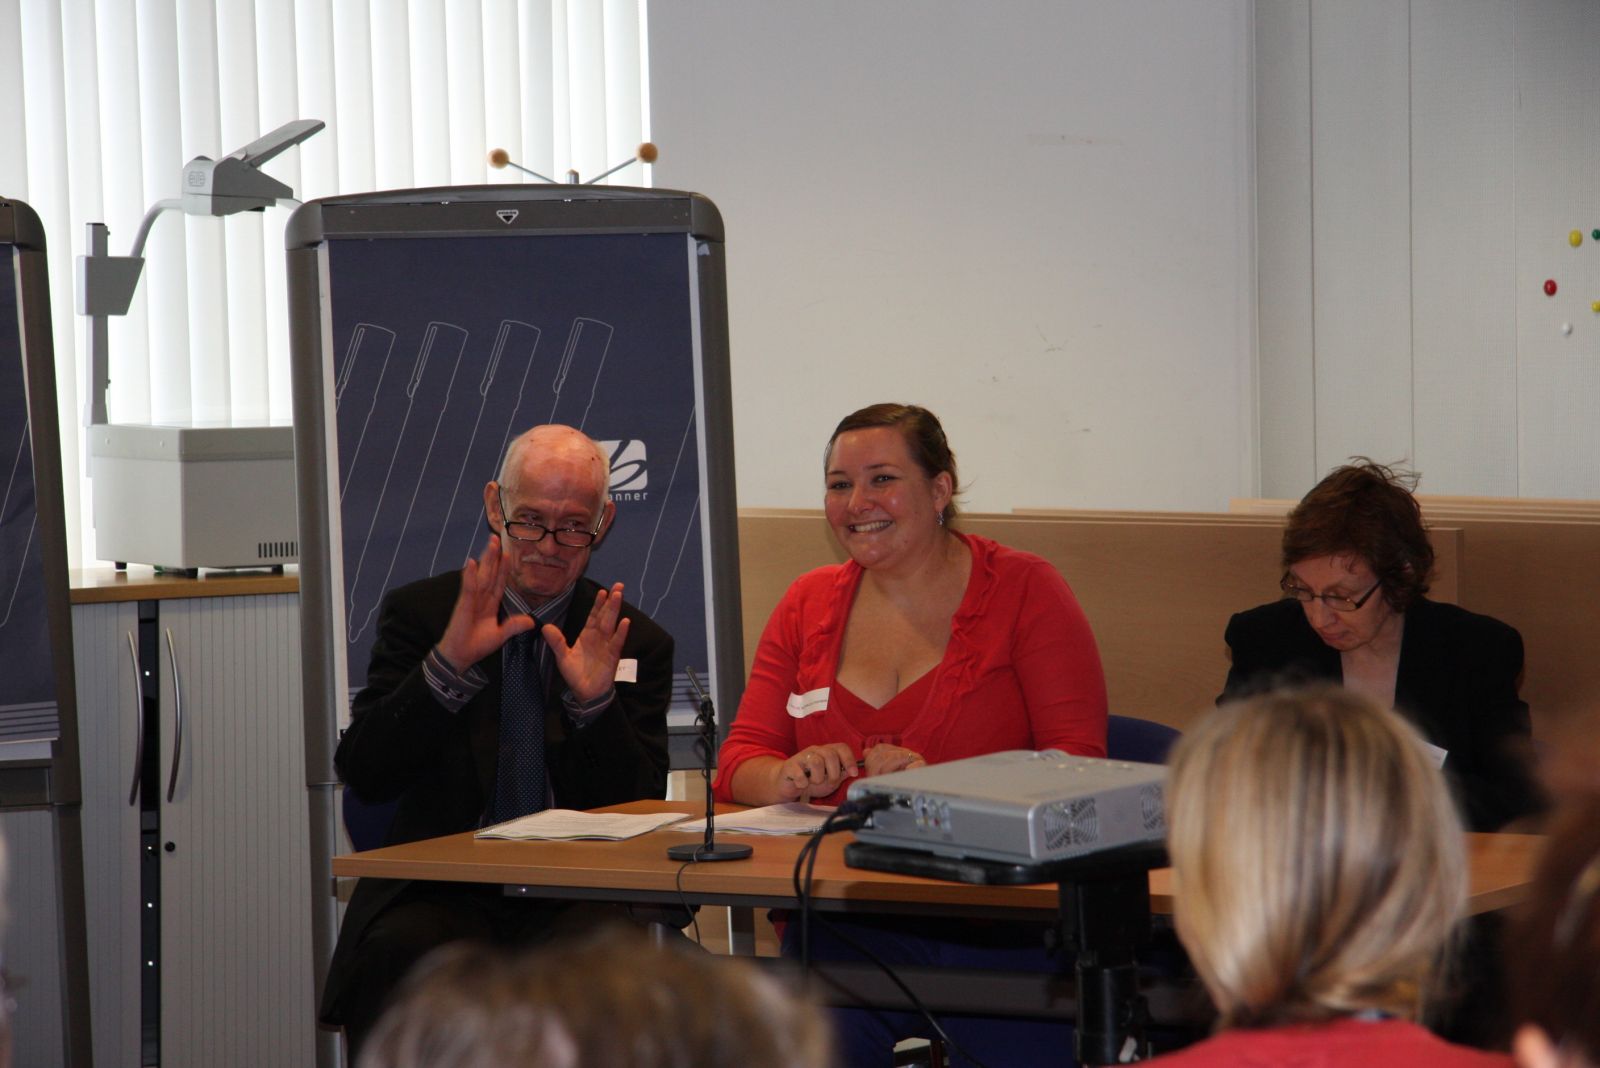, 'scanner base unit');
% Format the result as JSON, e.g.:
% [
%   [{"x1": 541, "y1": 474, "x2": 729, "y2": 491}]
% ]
[
  {"x1": 89, "y1": 422, "x2": 298, "y2": 570},
  {"x1": 848, "y1": 749, "x2": 1167, "y2": 866}
]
